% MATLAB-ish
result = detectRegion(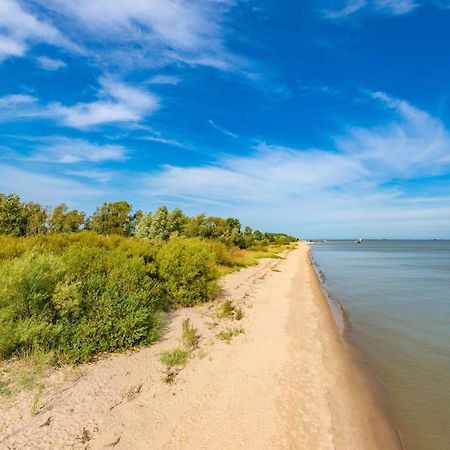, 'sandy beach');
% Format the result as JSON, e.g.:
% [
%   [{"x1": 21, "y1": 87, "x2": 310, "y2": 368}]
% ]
[{"x1": 0, "y1": 243, "x2": 401, "y2": 449}]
